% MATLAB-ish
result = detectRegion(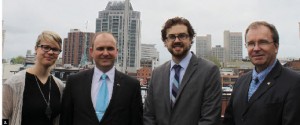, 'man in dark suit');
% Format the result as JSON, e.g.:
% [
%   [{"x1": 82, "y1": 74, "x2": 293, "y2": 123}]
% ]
[
  {"x1": 60, "y1": 32, "x2": 143, "y2": 125},
  {"x1": 143, "y1": 17, "x2": 222, "y2": 125},
  {"x1": 223, "y1": 21, "x2": 300, "y2": 125}
]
